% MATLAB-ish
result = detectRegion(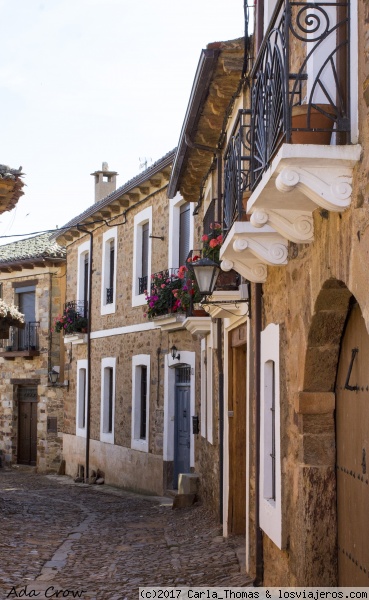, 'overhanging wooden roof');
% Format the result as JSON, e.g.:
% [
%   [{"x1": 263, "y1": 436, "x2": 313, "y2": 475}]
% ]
[{"x1": 168, "y1": 38, "x2": 244, "y2": 203}]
